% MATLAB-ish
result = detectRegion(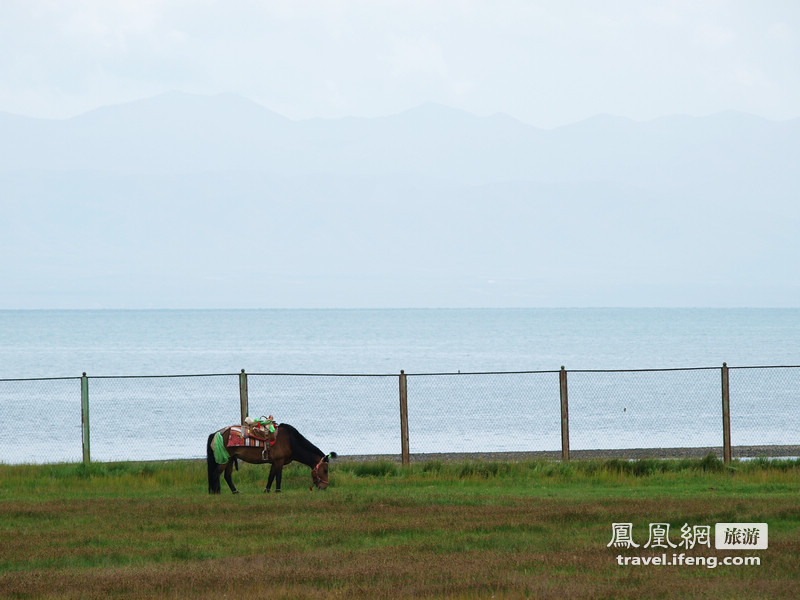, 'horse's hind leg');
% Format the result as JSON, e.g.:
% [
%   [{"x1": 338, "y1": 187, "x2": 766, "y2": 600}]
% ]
[{"x1": 223, "y1": 460, "x2": 239, "y2": 494}]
